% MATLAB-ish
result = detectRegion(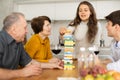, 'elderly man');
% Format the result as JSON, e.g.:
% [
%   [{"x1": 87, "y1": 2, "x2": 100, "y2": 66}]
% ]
[{"x1": 0, "y1": 12, "x2": 42, "y2": 80}]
